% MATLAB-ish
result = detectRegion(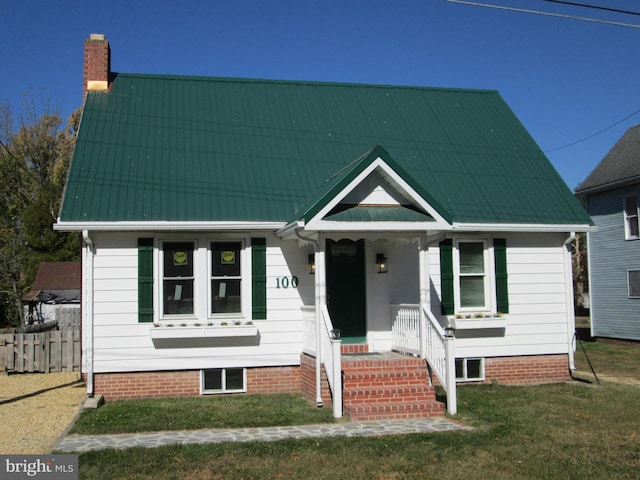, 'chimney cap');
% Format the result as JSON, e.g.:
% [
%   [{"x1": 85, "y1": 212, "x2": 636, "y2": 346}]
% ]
[{"x1": 89, "y1": 33, "x2": 105, "y2": 41}]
